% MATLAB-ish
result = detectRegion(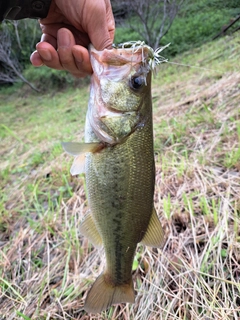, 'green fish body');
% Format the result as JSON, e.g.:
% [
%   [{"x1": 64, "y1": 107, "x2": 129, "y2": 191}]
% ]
[{"x1": 63, "y1": 43, "x2": 165, "y2": 313}]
